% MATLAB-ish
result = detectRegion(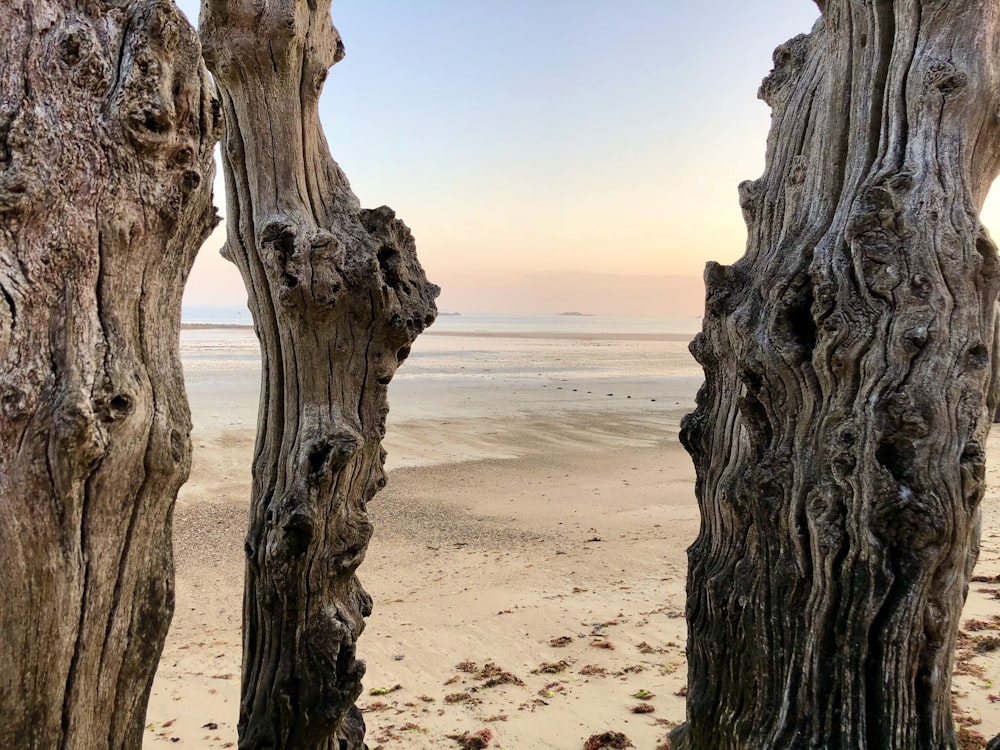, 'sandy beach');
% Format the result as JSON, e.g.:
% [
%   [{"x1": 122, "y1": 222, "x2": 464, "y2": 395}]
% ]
[{"x1": 146, "y1": 325, "x2": 1000, "y2": 749}]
